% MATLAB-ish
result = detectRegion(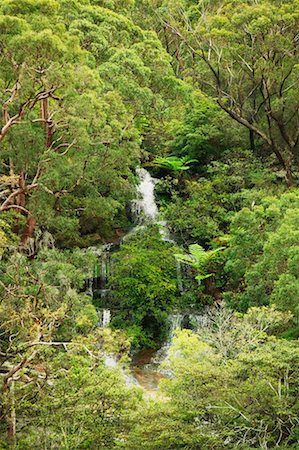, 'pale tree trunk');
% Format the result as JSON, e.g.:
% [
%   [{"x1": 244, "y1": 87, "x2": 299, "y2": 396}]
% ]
[
  {"x1": 6, "y1": 380, "x2": 16, "y2": 447},
  {"x1": 2, "y1": 347, "x2": 38, "y2": 442}
]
